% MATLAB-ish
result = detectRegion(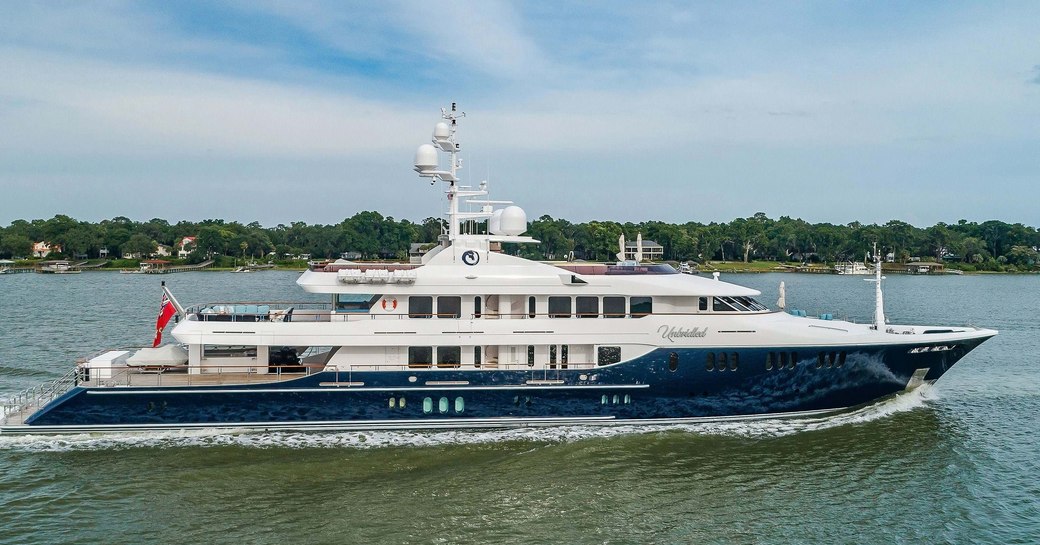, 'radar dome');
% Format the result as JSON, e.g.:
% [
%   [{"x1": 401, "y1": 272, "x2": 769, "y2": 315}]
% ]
[
  {"x1": 489, "y1": 209, "x2": 504, "y2": 235},
  {"x1": 499, "y1": 206, "x2": 527, "y2": 236},
  {"x1": 414, "y1": 144, "x2": 438, "y2": 172},
  {"x1": 433, "y1": 122, "x2": 450, "y2": 141}
]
